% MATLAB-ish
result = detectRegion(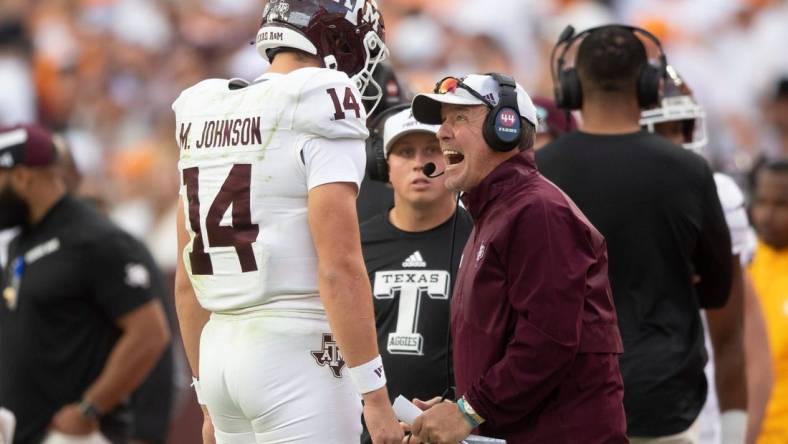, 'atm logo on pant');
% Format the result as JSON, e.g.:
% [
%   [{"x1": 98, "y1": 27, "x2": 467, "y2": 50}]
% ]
[{"x1": 310, "y1": 333, "x2": 346, "y2": 378}]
